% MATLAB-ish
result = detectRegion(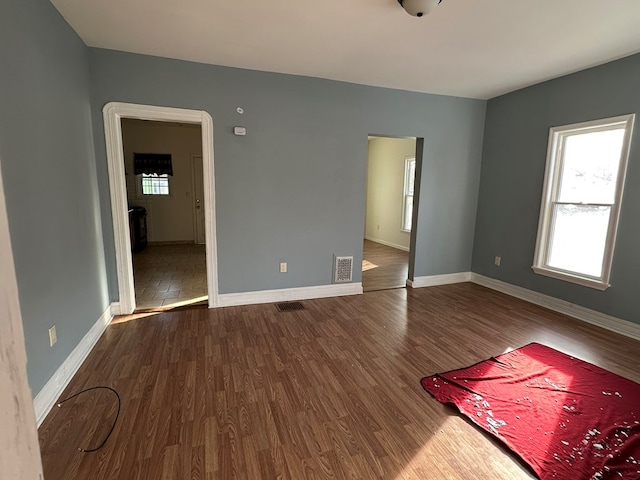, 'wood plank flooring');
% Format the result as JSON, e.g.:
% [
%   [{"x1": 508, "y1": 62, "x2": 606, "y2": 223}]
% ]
[
  {"x1": 38, "y1": 283, "x2": 640, "y2": 479},
  {"x1": 362, "y1": 240, "x2": 409, "y2": 292}
]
